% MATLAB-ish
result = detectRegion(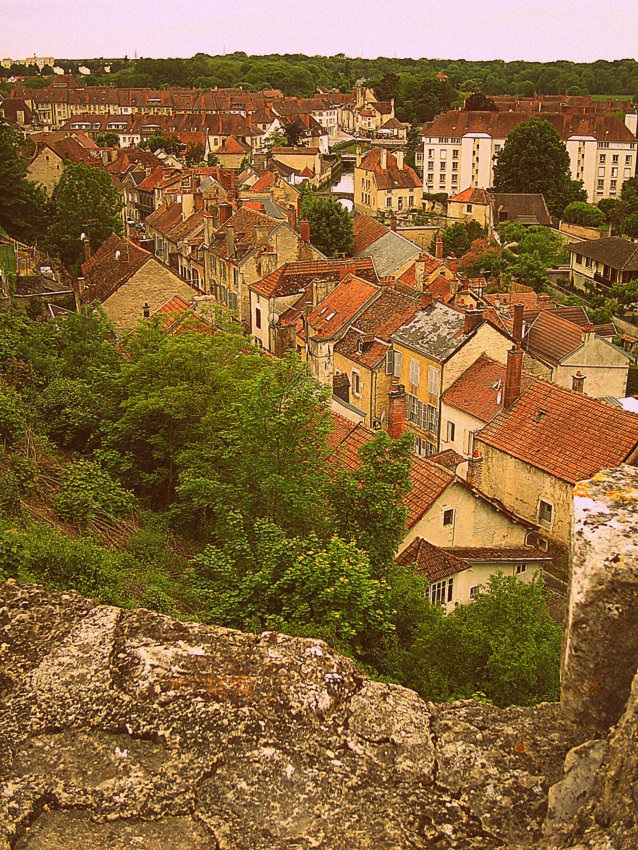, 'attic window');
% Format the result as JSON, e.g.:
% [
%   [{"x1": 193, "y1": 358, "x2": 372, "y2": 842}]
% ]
[
  {"x1": 534, "y1": 410, "x2": 547, "y2": 423},
  {"x1": 325, "y1": 311, "x2": 336, "y2": 322},
  {"x1": 318, "y1": 307, "x2": 327, "y2": 315}
]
